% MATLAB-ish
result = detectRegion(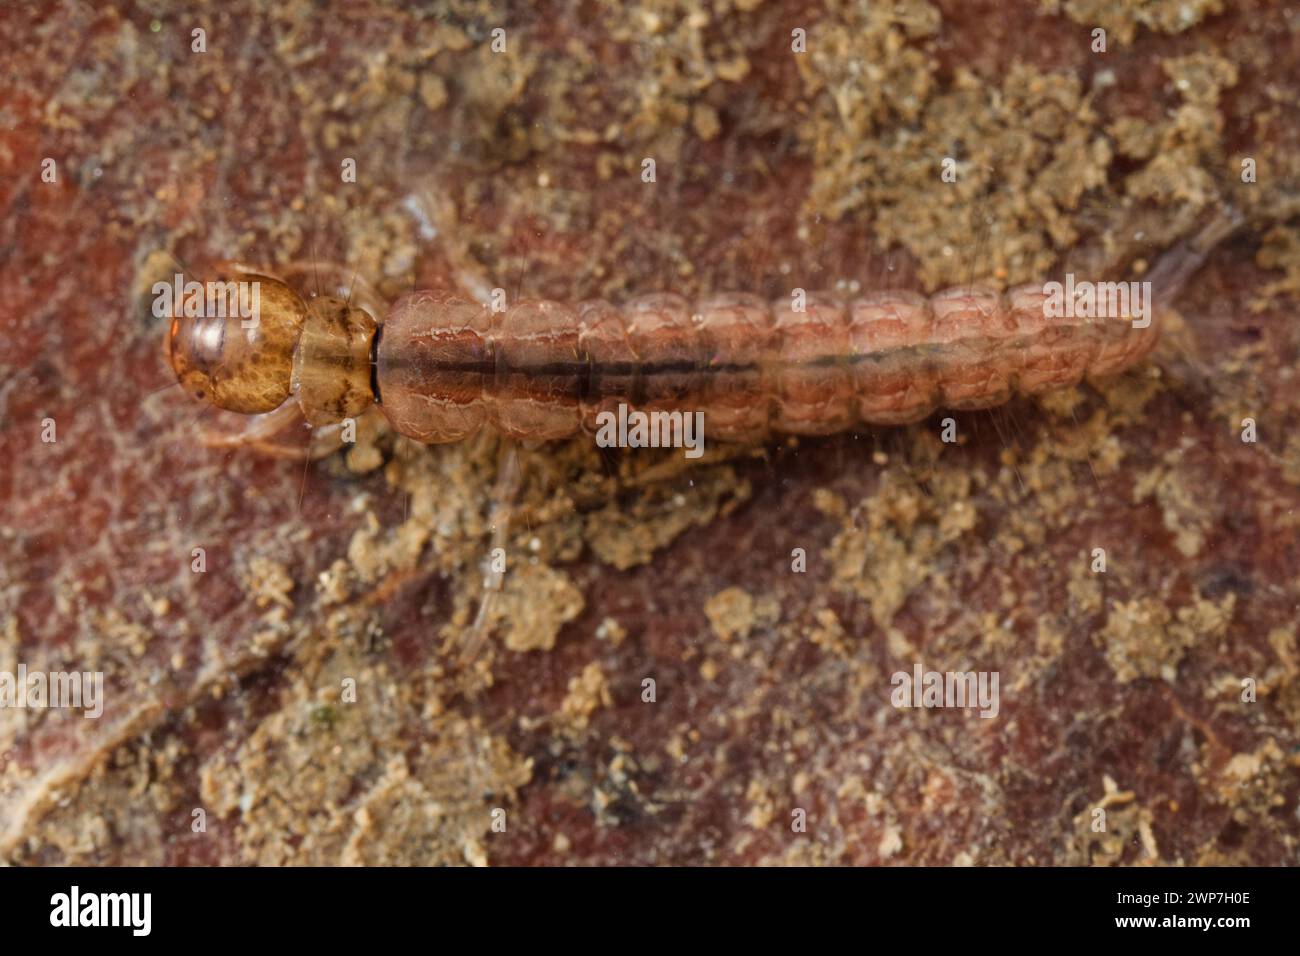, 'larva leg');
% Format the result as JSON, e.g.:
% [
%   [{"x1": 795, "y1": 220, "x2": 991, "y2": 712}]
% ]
[
  {"x1": 459, "y1": 441, "x2": 523, "y2": 671},
  {"x1": 254, "y1": 259, "x2": 390, "y2": 320},
  {"x1": 408, "y1": 182, "x2": 497, "y2": 307},
  {"x1": 1146, "y1": 206, "x2": 1245, "y2": 306},
  {"x1": 198, "y1": 399, "x2": 346, "y2": 460}
]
